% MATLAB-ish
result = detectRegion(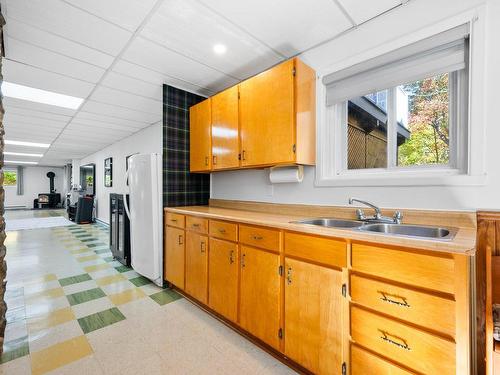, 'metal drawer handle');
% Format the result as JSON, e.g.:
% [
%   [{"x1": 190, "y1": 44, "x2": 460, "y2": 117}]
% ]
[
  {"x1": 378, "y1": 291, "x2": 411, "y2": 308},
  {"x1": 192, "y1": 223, "x2": 200, "y2": 228},
  {"x1": 252, "y1": 235, "x2": 263, "y2": 240},
  {"x1": 205, "y1": 156, "x2": 209, "y2": 166},
  {"x1": 286, "y1": 267, "x2": 292, "y2": 285},
  {"x1": 170, "y1": 218, "x2": 177, "y2": 222},
  {"x1": 200, "y1": 241, "x2": 206, "y2": 253},
  {"x1": 379, "y1": 330, "x2": 411, "y2": 351},
  {"x1": 178, "y1": 235, "x2": 183, "y2": 245},
  {"x1": 241, "y1": 253, "x2": 246, "y2": 268},
  {"x1": 213, "y1": 155, "x2": 217, "y2": 165},
  {"x1": 218, "y1": 228, "x2": 226, "y2": 234},
  {"x1": 229, "y1": 250, "x2": 235, "y2": 264}
]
